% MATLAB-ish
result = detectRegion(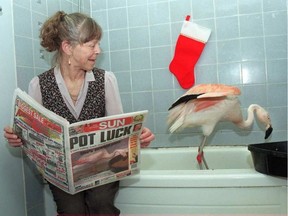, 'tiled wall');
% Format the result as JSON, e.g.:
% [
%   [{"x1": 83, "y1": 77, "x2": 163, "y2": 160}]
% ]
[
  {"x1": 10, "y1": 0, "x2": 287, "y2": 215},
  {"x1": 0, "y1": 1, "x2": 25, "y2": 215},
  {"x1": 14, "y1": 0, "x2": 87, "y2": 93},
  {"x1": 92, "y1": 0, "x2": 287, "y2": 147}
]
